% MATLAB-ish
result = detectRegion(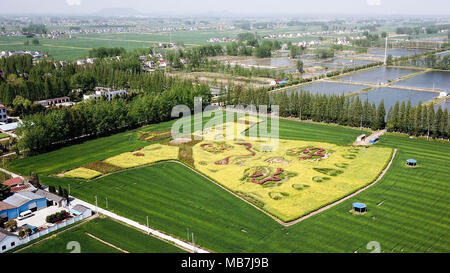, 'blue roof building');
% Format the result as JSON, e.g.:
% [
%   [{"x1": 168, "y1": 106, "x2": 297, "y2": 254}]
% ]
[
  {"x1": 1, "y1": 192, "x2": 47, "y2": 219},
  {"x1": 406, "y1": 159, "x2": 417, "y2": 166},
  {"x1": 352, "y1": 202, "x2": 367, "y2": 213}
]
